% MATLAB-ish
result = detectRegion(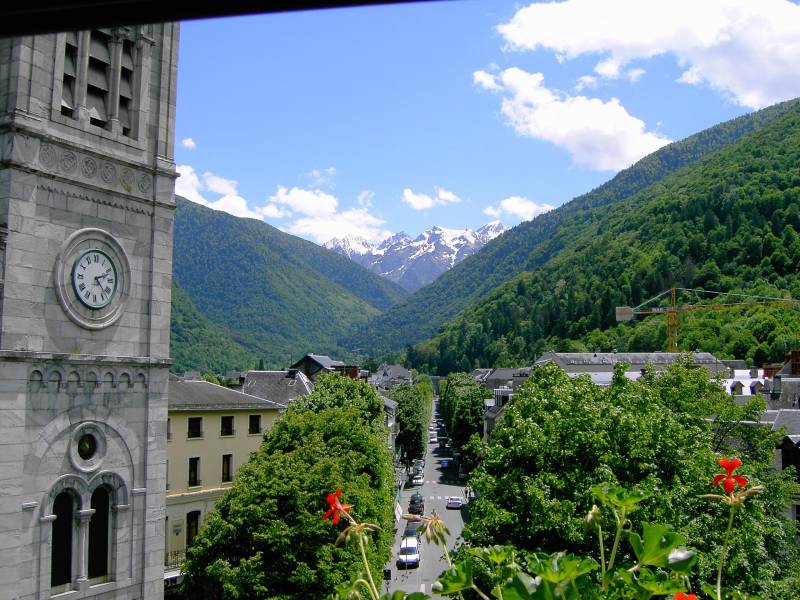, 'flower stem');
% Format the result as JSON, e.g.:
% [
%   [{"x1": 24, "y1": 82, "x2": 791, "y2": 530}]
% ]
[
  {"x1": 357, "y1": 532, "x2": 380, "y2": 600},
  {"x1": 470, "y1": 583, "x2": 492, "y2": 600},
  {"x1": 716, "y1": 504, "x2": 736, "y2": 600},
  {"x1": 607, "y1": 509, "x2": 625, "y2": 573},
  {"x1": 596, "y1": 522, "x2": 606, "y2": 581}
]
